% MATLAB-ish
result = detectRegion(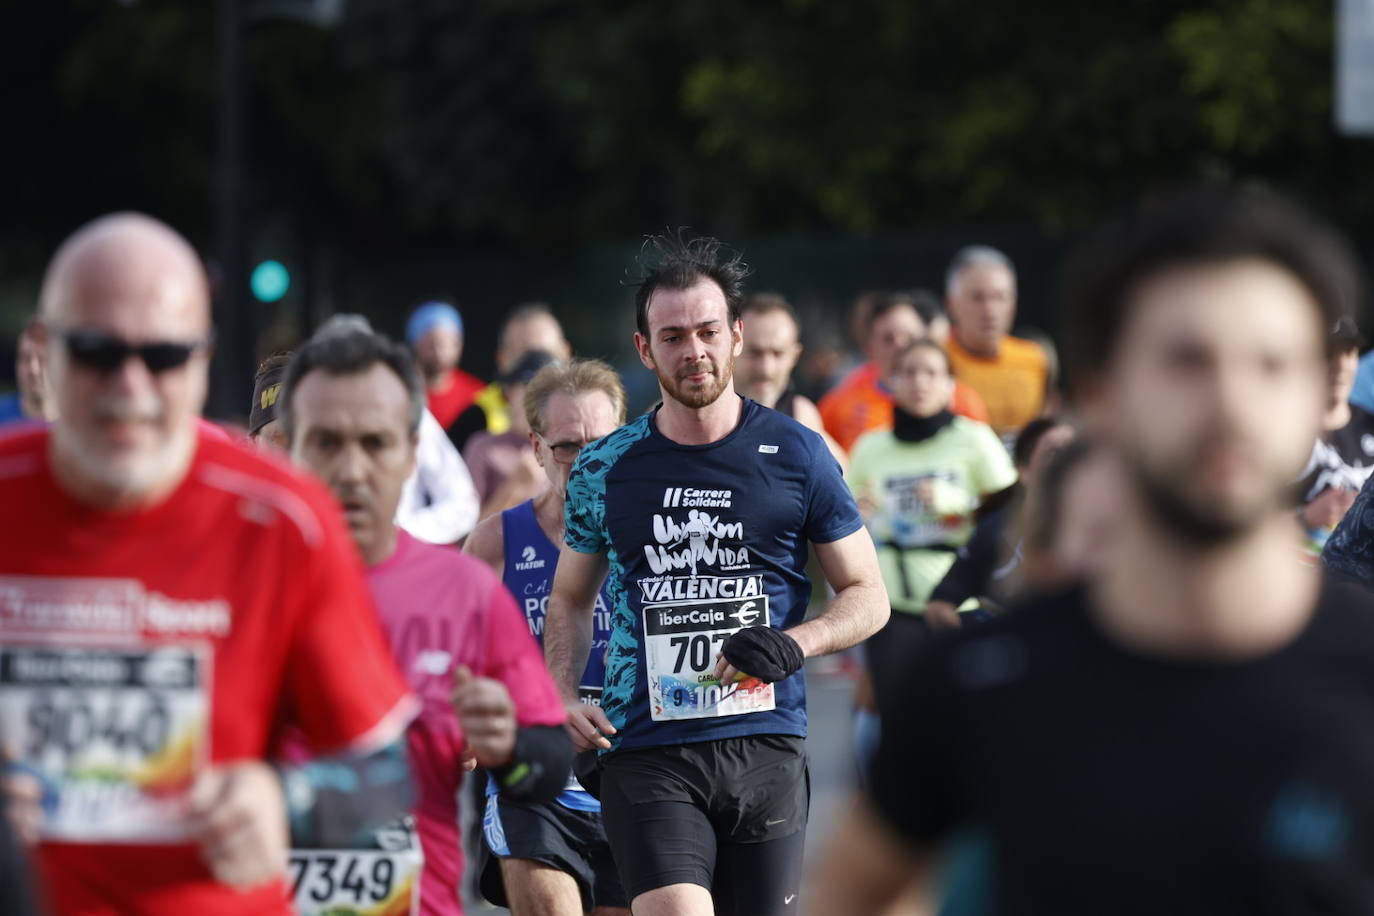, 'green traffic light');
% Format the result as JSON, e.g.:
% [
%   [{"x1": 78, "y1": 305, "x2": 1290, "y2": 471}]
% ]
[{"x1": 251, "y1": 260, "x2": 291, "y2": 303}]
